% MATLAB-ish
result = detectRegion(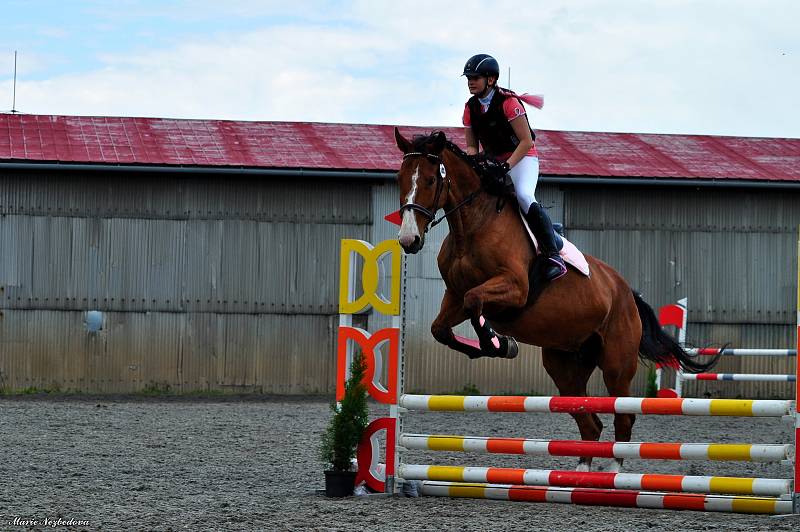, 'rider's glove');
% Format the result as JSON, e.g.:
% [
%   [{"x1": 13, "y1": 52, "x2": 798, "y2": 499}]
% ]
[
  {"x1": 477, "y1": 159, "x2": 511, "y2": 195},
  {"x1": 481, "y1": 159, "x2": 510, "y2": 179}
]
